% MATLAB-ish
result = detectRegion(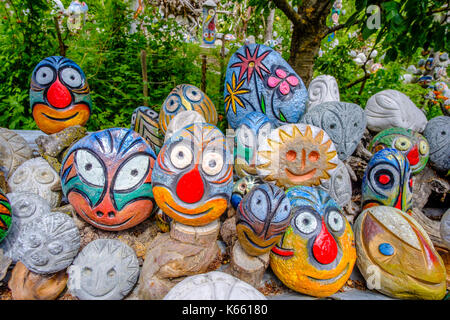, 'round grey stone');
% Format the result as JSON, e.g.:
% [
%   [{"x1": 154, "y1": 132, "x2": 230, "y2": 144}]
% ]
[
  {"x1": 319, "y1": 160, "x2": 352, "y2": 208},
  {"x1": 302, "y1": 101, "x2": 367, "y2": 160},
  {"x1": 68, "y1": 239, "x2": 139, "y2": 300},
  {"x1": 17, "y1": 211, "x2": 80, "y2": 274},
  {"x1": 440, "y1": 209, "x2": 450, "y2": 249},
  {"x1": 423, "y1": 116, "x2": 450, "y2": 171}
]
